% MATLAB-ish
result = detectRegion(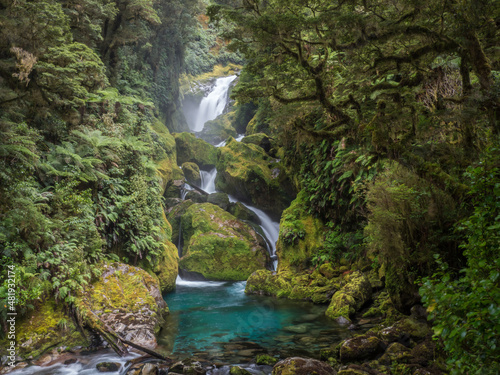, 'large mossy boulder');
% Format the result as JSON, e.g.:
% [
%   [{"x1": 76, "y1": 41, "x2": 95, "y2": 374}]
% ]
[
  {"x1": 339, "y1": 335, "x2": 387, "y2": 363},
  {"x1": 241, "y1": 133, "x2": 273, "y2": 154},
  {"x1": 179, "y1": 203, "x2": 270, "y2": 280},
  {"x1": 273, "y1": 357, "x2": 337, "y2": 375},
  {"x1": 246, "y1": 269, "x2": 340, "y2": 304},
  {"x1": 276, "y1": 190, "x2": 325, "y2": 272},
  {"x1": 0, "y1": 299, "x2": 88, "y2": 361},
  {"x1": 76, "y1": 263, "x2": 168, "y2": 349},
  {"x1": 182, "y1": 162, "x2": 201, "y2": 186},
  {"x1": 199, "y1": 111, "x2": 237, "y2": 144},
  {"x1": 215, "y1": 137, "x2": 294, "y2": 220},
  {"x1": 325, "y1": 271, "x2": 372, "y2": 324},
  {"x1": 174, "y1": 132, "x2": 217, "y2": 169}
]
